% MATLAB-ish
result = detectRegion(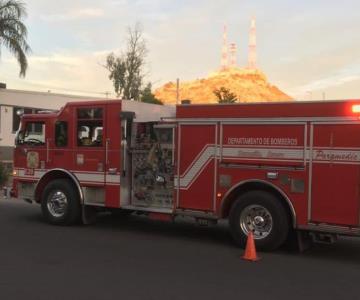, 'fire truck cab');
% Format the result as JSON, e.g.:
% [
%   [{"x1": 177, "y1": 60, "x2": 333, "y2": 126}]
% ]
[{"x1": 12, "y1": 99, "x2": 360, "y2": 251}]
